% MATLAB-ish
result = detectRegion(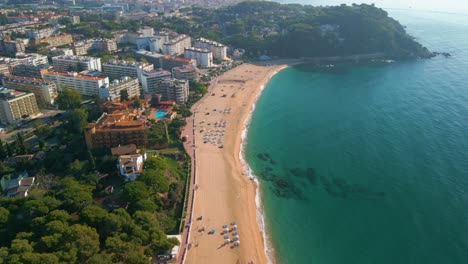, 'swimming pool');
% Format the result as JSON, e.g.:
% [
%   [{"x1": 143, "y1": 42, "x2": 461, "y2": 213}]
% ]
[{"x1": 154, "y1": 110, "x2": 167, "y2": 119}]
